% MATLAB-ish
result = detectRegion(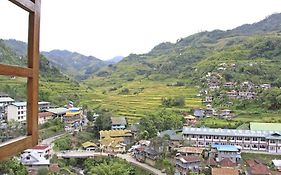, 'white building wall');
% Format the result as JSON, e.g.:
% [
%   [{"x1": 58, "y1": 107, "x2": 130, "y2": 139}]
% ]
[{"x1": 7, "y1": 105, "x2": 26, "y2": 122}]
